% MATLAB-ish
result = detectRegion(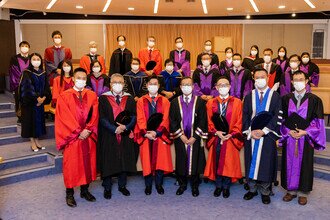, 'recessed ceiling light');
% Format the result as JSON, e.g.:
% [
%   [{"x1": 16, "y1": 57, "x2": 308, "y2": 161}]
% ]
[
  {"x1": 103, "y1": 0, "x2": 113, "y2": 13},
  {"x1": 292, "y1": 13, "x2": 296, "y2": 17},
  {"x1": 227, "y1": 7, "x2": 233, "y2": 11},
  {"x1": 76, "y1": 5, "x2": 83, "y2": 9},
  {"x1": 278, "y1": 5, "x2": 286, "y2": 9},
  {"x1": 304, "y1": 0, "x2": 316, "y2": 9},
  {"x1": 249, "y1": 0, "x2": 259, "y2": 13},
  {"x1": 128, "y1": 7, "x2": 135, "y2": 11},
  {"x1": 46, "y1": 0, "x2": 57, "y2": 10},
  {"x1": 246, "y1": 15, "x2": 251, "y2": 19}
]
